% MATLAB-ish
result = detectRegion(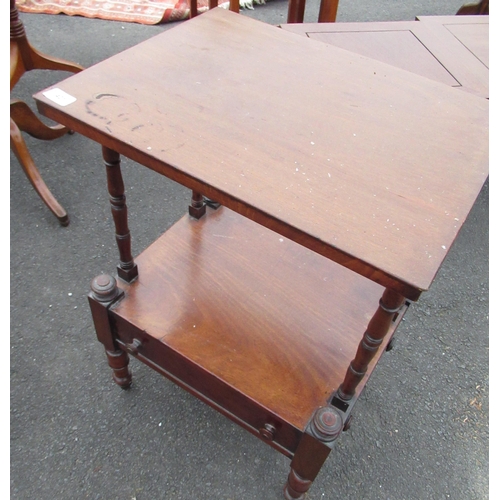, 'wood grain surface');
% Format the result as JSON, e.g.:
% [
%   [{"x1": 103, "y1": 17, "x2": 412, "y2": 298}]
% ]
[
  {"x1": 34, "y1": 9, "x2": 489, "y2": 299},
  {"x1": 110, "y1": 207, "x2": 402, "y2": 431},
  {"x1": 280, "y1": 17, "x2": 489, "y2": 98}
]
